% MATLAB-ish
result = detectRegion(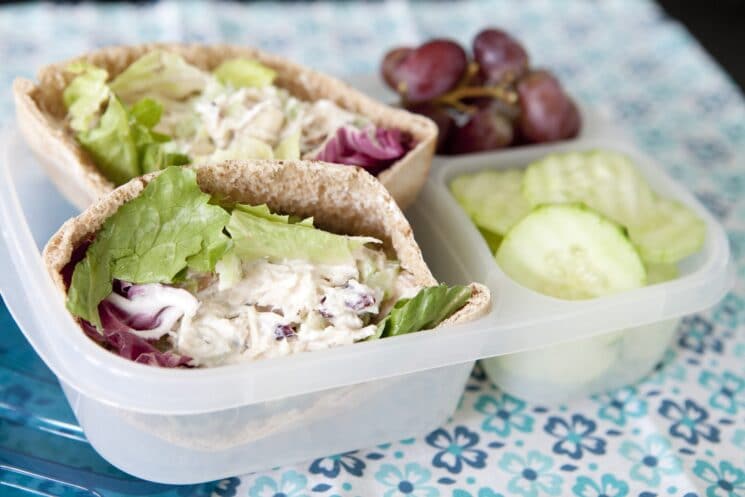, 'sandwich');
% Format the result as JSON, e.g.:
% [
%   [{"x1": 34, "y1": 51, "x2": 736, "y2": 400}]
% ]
[
  {"x1": 43, "y1": 161, "x2": 489, "y2": 368},
  {"x1": 14, "y1": 44, "x2": 437, "y2": 209}
]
